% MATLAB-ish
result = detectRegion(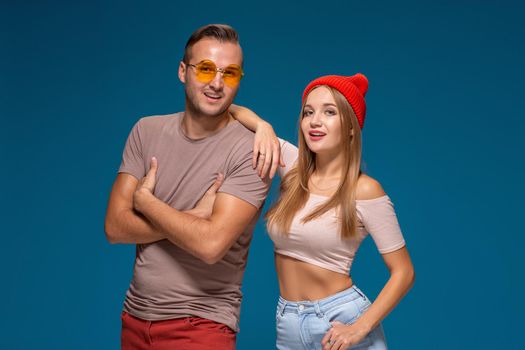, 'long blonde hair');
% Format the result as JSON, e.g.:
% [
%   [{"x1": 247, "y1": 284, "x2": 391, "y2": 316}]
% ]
[{"x1": 266, "y1": 86, "x2": 363, "y2": 239}]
